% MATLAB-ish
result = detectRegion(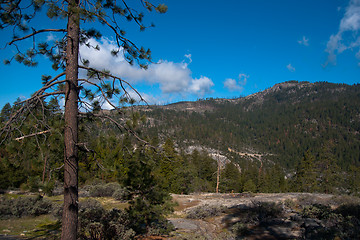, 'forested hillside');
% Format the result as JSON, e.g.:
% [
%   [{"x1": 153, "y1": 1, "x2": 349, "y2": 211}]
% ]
[
  {"x1": 138, "y1": 81, "x2": 360, "y2": 193},
  {"x1": 1, "y1": 81, "x2": 360, "y2": 195},
  {"x1": 142, "y1": 81, "x2": 360, "y2": 168}
]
